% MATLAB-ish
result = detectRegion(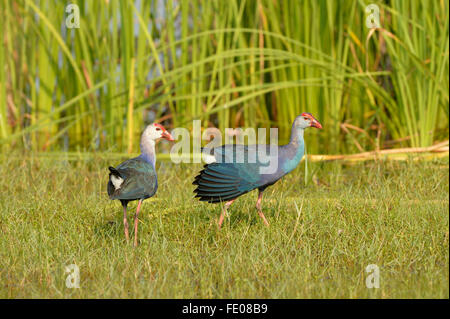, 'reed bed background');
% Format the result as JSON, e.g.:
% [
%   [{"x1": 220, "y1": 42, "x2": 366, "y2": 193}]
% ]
[
  {"x1": 0, "y1": 0, "x2": 448, "y2": 299},
  {"x1": 0, "y1": 0, "x2": 448, "y2": 155}
]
